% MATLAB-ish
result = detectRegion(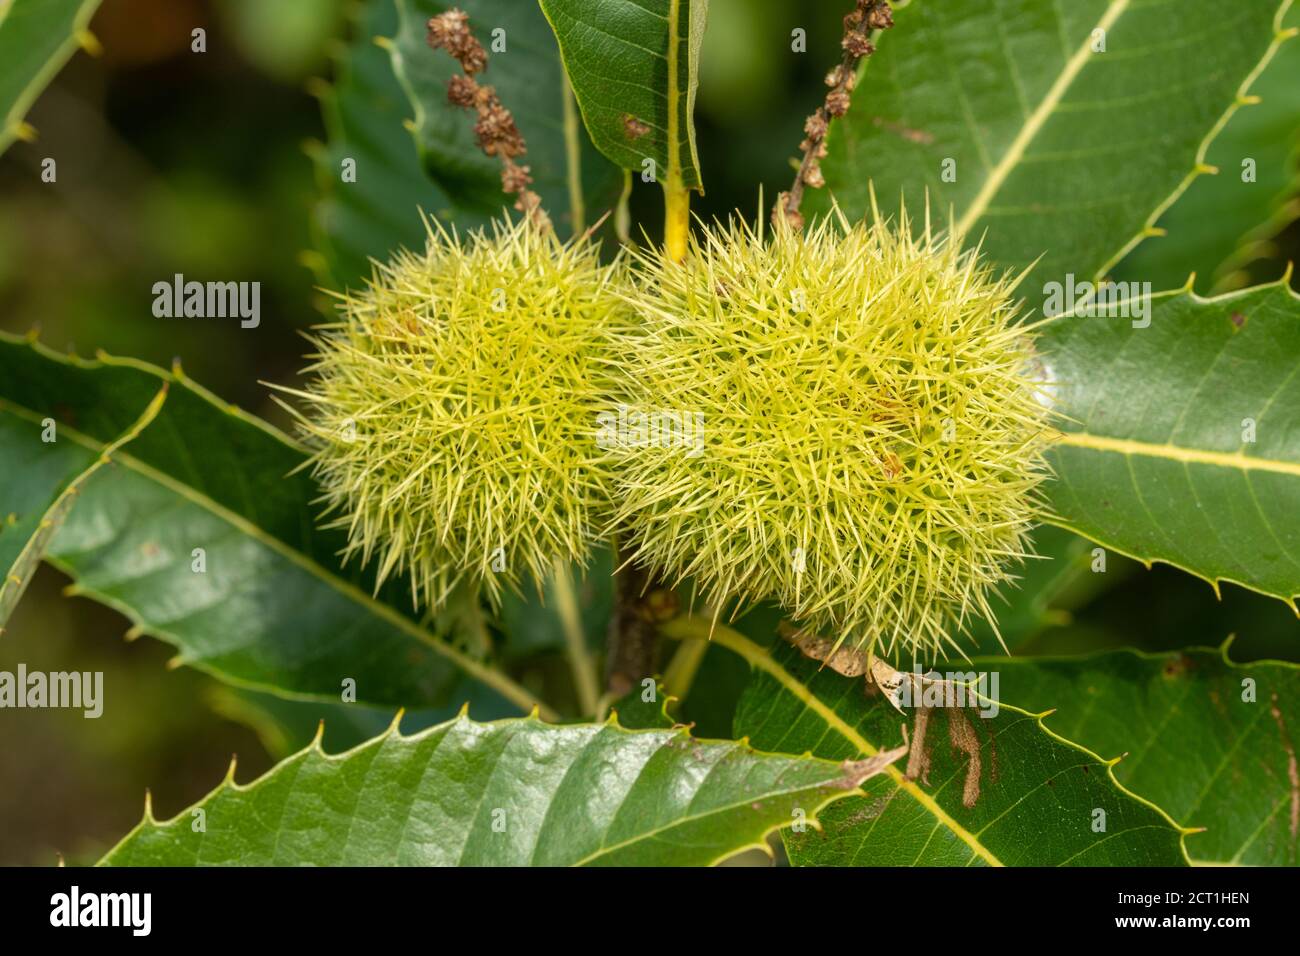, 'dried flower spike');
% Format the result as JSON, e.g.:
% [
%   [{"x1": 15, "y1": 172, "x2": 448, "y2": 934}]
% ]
[
  {"x1": 775, "y1": 0, "x2": 894, "y2": 229},
  {"x1": 427, "y1": 8, "x2": 549, "y2": 229}
]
